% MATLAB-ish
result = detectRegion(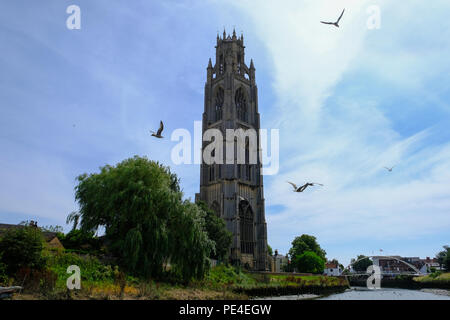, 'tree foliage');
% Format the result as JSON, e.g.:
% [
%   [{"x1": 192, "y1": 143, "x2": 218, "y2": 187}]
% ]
[
  {"x1": 267, "y1": 245, "x2": 273, "y2": 256},
  {"x1": 288, "y1": 234, "x2": 326, "y2": 261},
  {"x1": 196, "y1": 201, "x2": 232, "y2": 261},
  {"x1": 71, "y1": 156, "x2": 213, "y2": 281},
  {"x1": 59, "y1": 229, "x2": 101, "y2": 252},
  {"x1": 351, "y1": 255, "x2": 373, "y2": 272},
  {"x1": 329, "y1": 258, "x2": 344, "y2": 270},
  {"x1": 0, "y1": 226, "x2": 46, "y2": 275},
  {"x1": 436, "y1": 245, "x2": 449, "y2": 271},
  {"x1": 293, "y1": 251, "x2": 325, "y2": 274}
]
